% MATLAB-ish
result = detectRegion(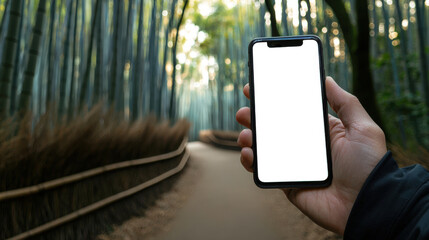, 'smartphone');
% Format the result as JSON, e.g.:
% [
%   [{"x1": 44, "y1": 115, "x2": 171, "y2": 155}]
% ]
[{"x1": 248, "y1": 35, "x2": 332, "y2": 188}]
